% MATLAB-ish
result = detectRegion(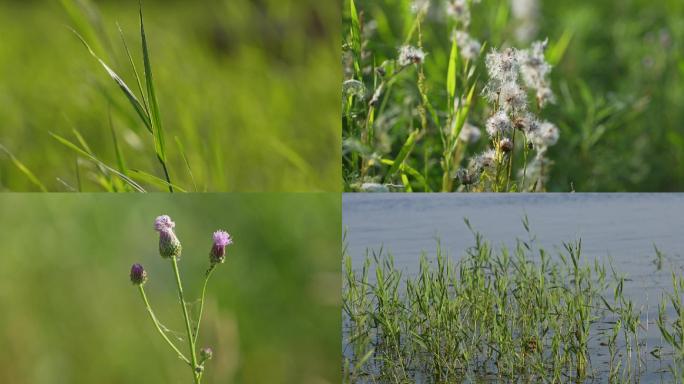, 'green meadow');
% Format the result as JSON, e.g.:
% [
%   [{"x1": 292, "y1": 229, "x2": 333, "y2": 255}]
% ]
[
  {"x1": 0, "y1": 194, "x2": 340, "y2": 383},
  {"x1": 0, "y1": 0, "x2": 339, "y2": 192}
]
